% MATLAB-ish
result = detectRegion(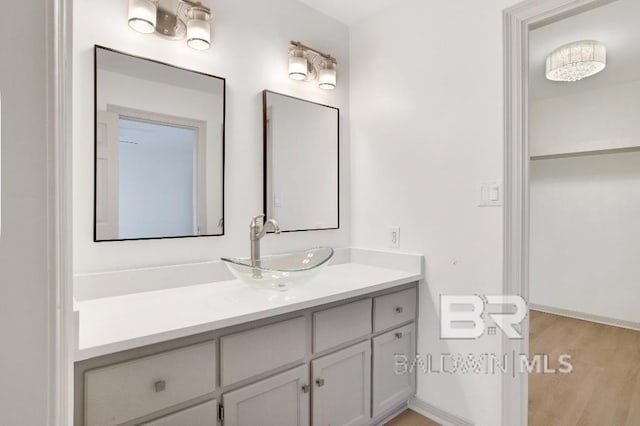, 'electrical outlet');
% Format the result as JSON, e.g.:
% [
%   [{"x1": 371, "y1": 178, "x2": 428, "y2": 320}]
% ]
[{"x1": 389, "y1": 226, "x2": 400, "y2": 248}]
